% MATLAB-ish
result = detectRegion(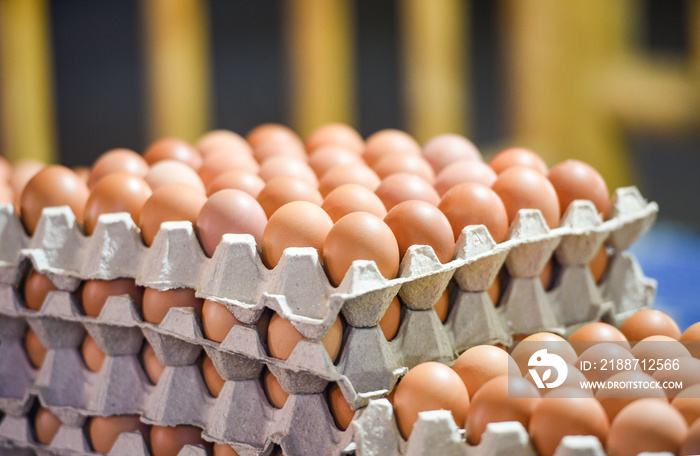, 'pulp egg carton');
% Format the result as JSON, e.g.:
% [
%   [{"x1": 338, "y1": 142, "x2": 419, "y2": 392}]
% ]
[{"x1": 0, "y1": 186, "x2": 658, "y2": 456}]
